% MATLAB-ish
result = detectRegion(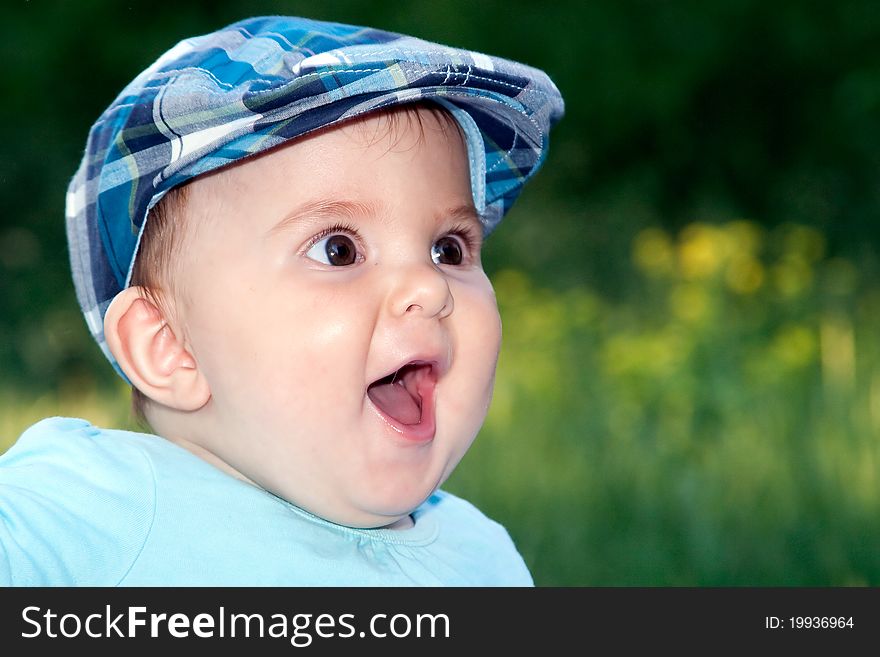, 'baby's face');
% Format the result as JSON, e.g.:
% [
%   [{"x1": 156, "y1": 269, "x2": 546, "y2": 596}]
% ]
[{"x1": 174, "y1": 107, "x2": 501, "y2": 528}]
